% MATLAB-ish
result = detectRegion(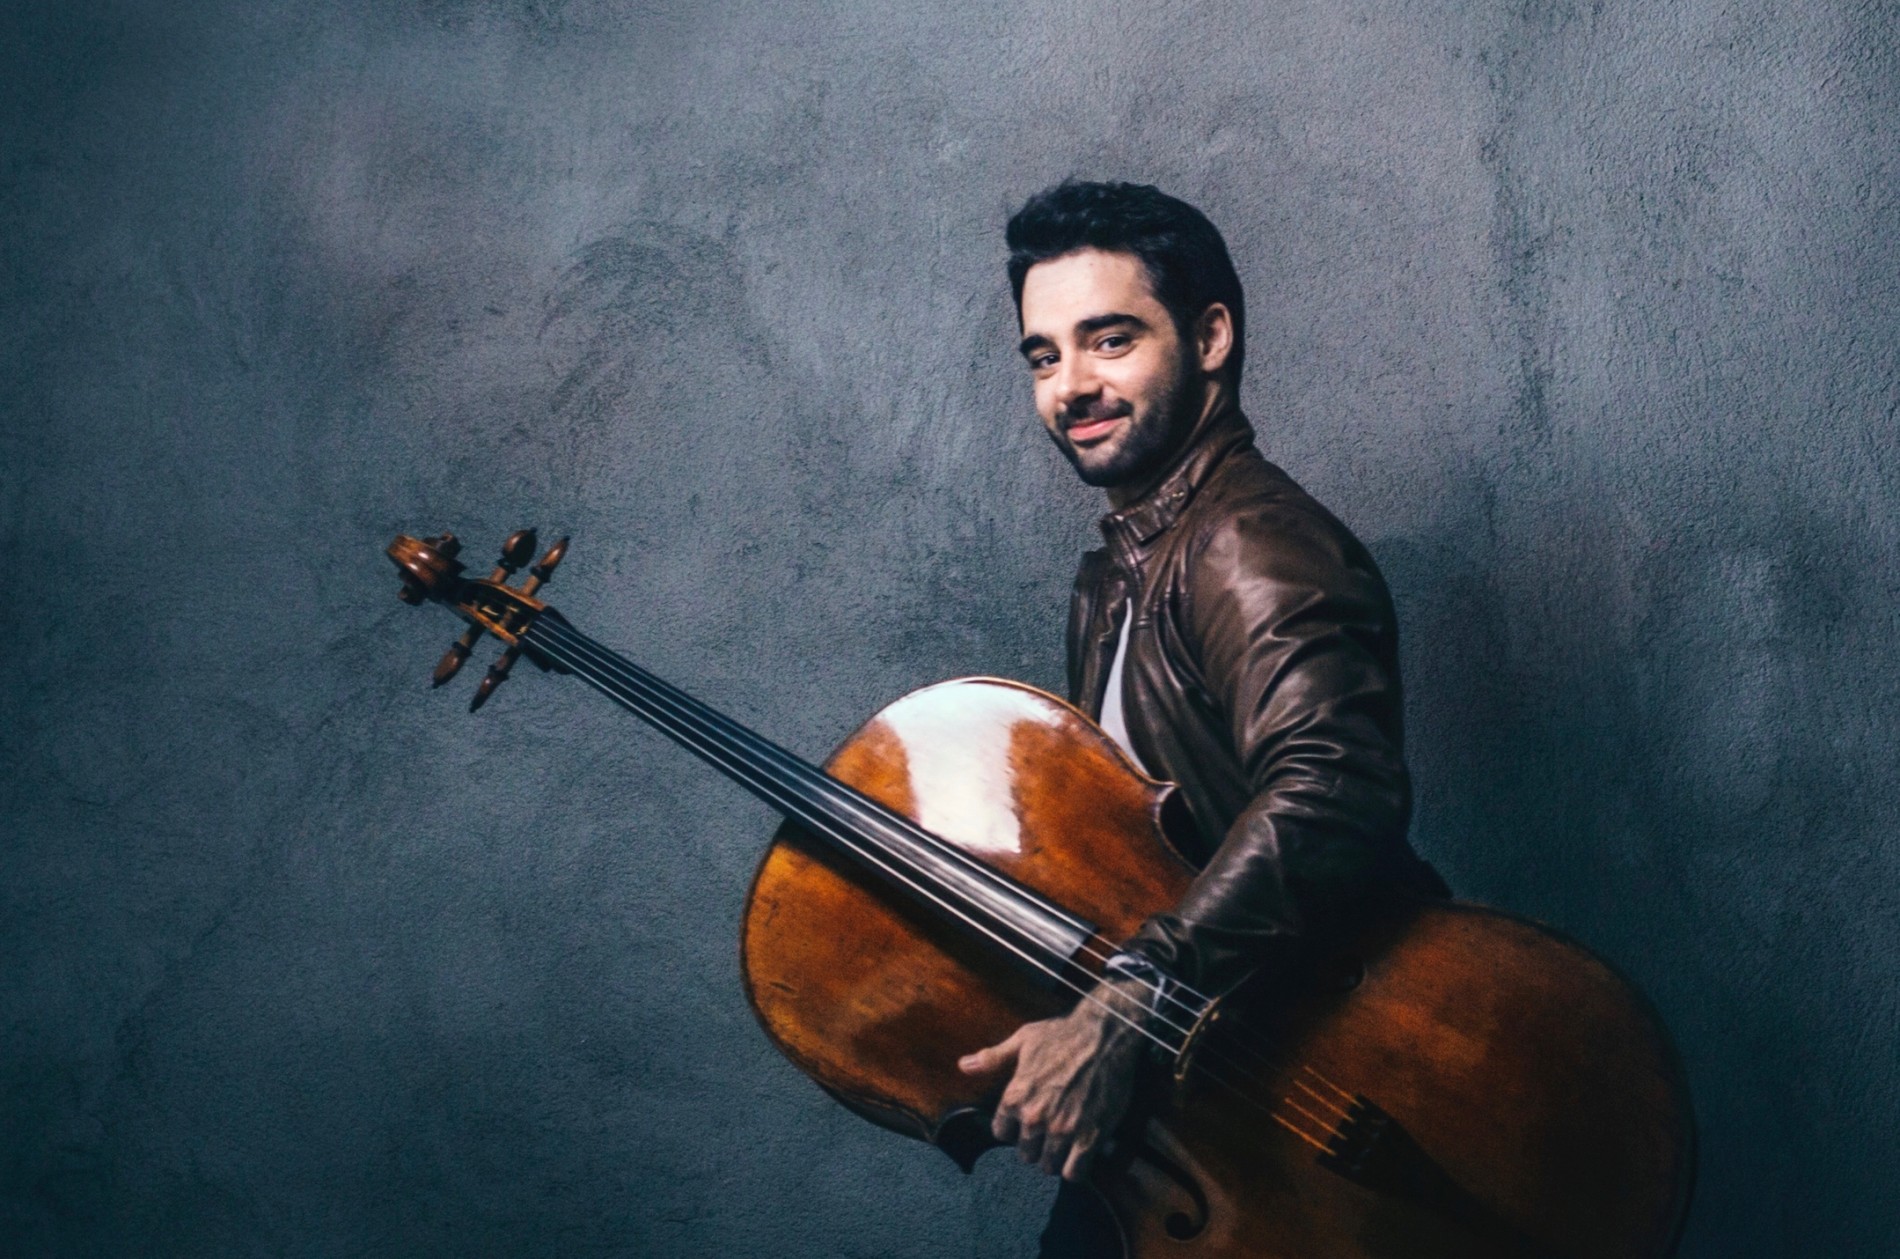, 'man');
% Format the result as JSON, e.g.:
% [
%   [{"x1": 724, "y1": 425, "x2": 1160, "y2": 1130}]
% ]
[{"x1": 956, "y1": 181, "x2": 1446, "y2": 1256}]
